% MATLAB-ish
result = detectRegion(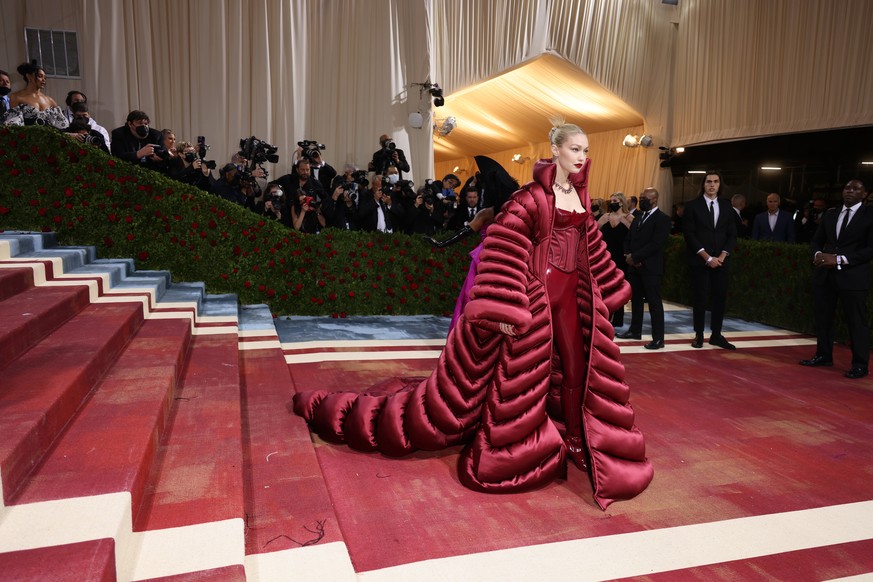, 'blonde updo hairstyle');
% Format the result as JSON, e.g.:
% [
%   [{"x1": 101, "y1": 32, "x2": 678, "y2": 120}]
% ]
[{"x1": 548, "y1": 114, "x2": 586, "y2": 149}]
